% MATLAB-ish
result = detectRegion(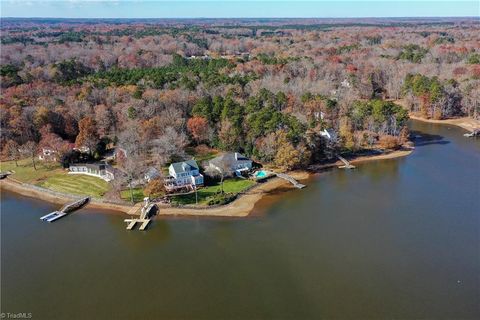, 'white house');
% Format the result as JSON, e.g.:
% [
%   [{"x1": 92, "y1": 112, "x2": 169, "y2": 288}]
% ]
[
  {"x1": 320, "y1": 128, "x2": 338, "y2": 141},
  {"x1": 68, "y1": 163, "x2": 115, "y2": 182},
  {"x1": 164, "y1": 160, "x2": 203, "y2": 192},
  {"x1": 207, "y1": 152, "x2": 253, "y2": 176}
]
